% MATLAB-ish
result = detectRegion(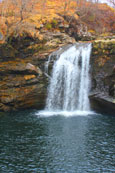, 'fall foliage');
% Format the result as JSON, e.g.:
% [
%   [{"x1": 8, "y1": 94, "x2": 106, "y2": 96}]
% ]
[{"x1": 0, "y1": 0, "x2": 115, "y2": 42}]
